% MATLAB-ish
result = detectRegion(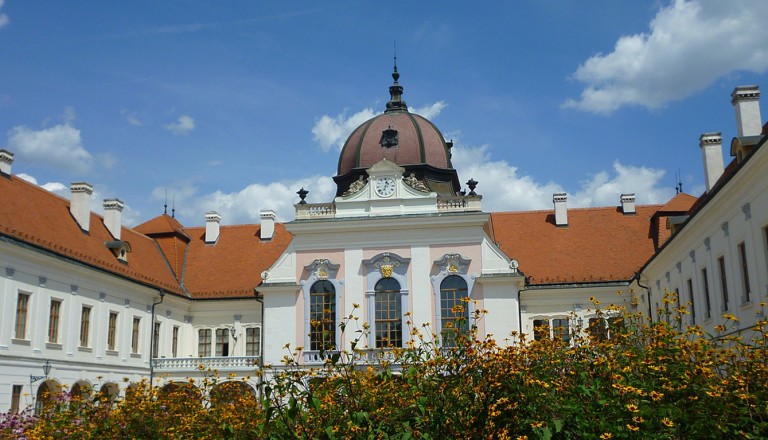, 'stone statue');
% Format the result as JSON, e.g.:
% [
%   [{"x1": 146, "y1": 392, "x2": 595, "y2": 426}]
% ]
[
  {"x1": 403, "y1": 173, "x2": 429, "y2": 192},
  {"x1": 343, "y1": 175, "x2": 367, "y2": 196}
]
